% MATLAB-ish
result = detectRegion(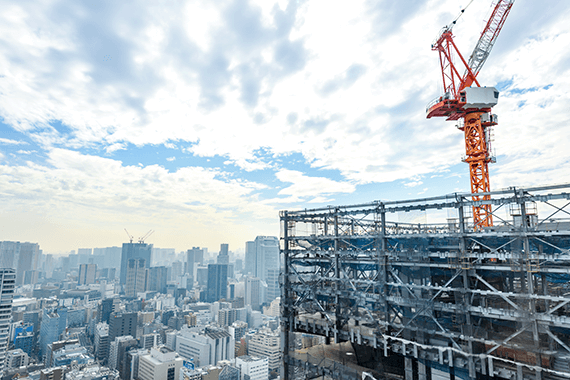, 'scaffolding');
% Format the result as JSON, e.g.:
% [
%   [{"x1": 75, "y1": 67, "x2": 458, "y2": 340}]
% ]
[{"x1": 280, "y1": 183, "x2": 570, "y2": 380}]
